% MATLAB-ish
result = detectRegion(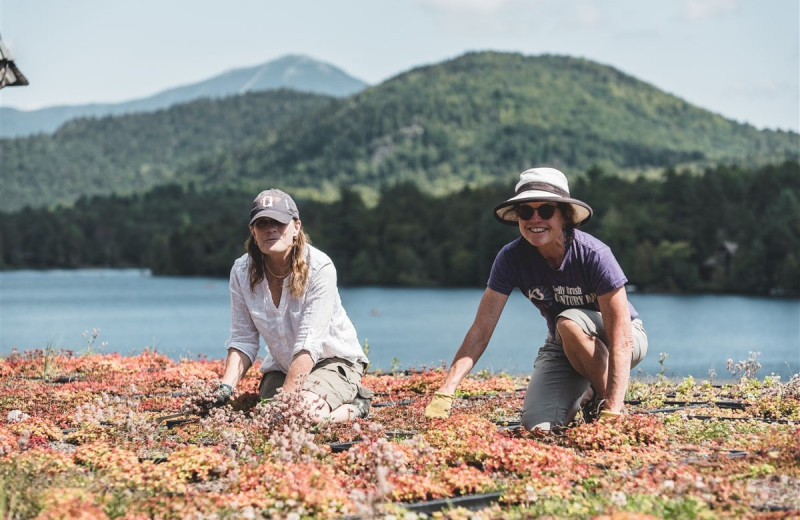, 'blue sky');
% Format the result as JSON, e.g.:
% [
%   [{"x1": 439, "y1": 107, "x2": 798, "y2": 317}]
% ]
[{"x1": 1, "y1": 0, "x2": 798, "y2": 132}]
